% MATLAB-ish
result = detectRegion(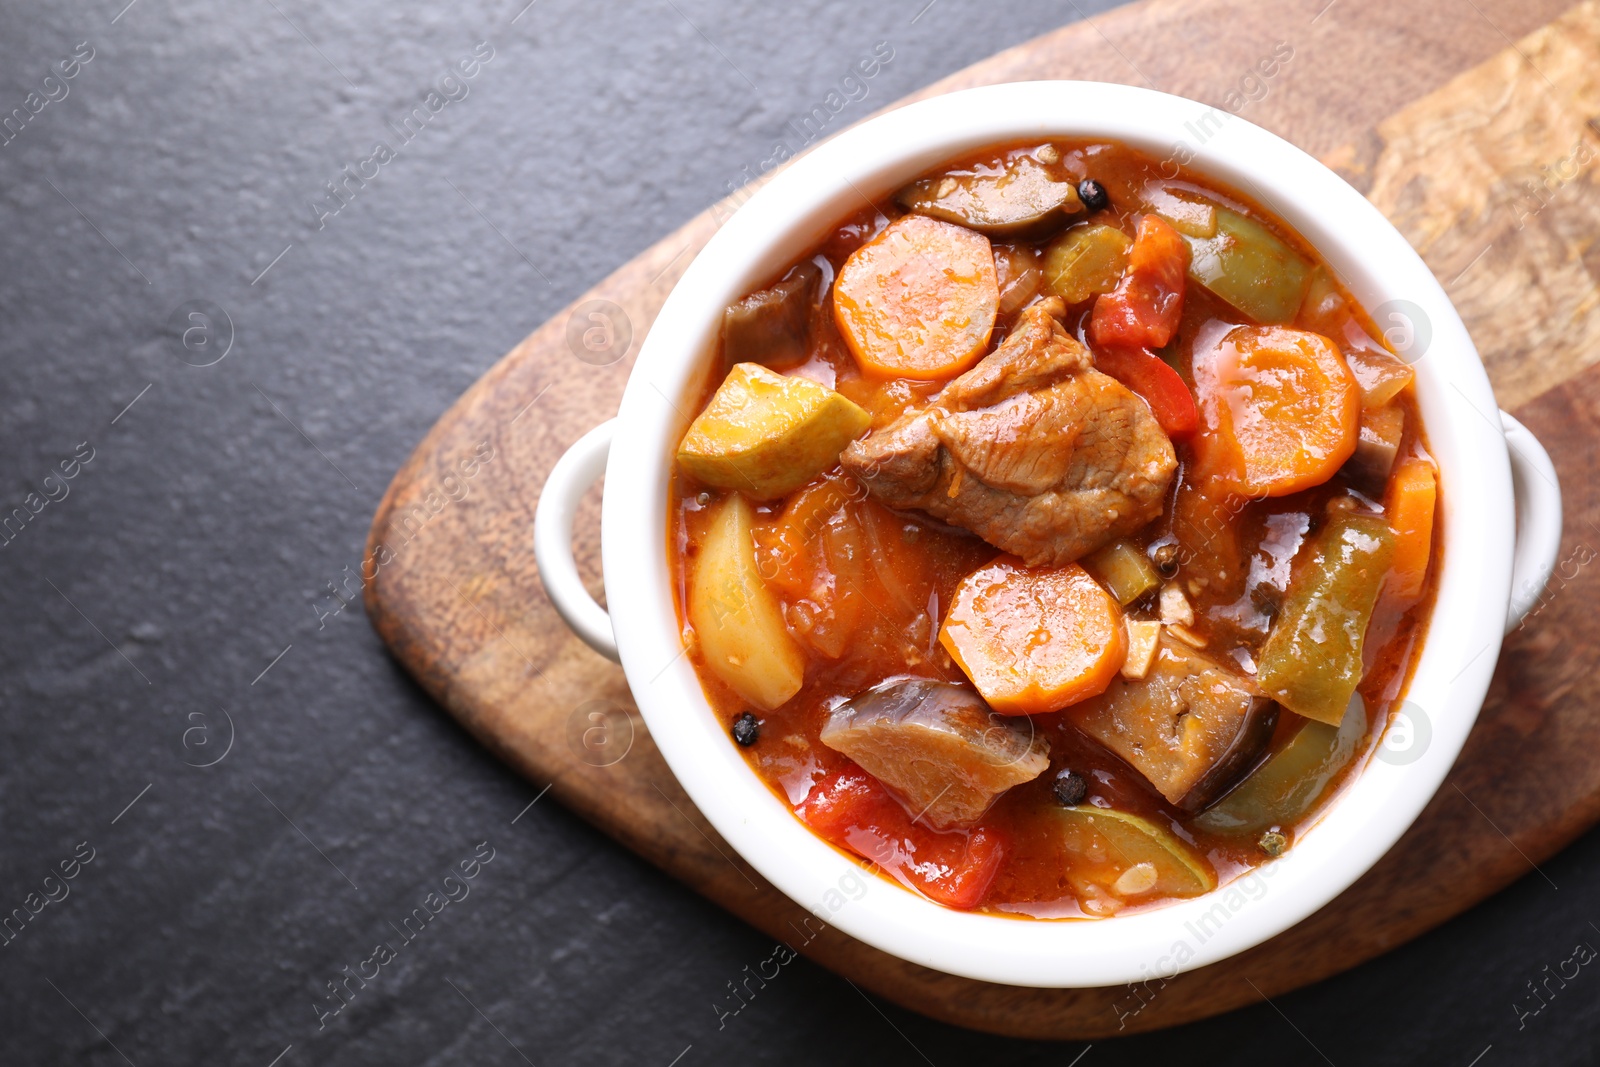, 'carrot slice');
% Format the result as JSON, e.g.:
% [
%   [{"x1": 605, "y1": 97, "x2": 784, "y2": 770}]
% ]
[
  {"x1": 832, "y1": 214, "x2": 999, "y2": 380},
  {"x1": 1090, "y1": 214, "x2": 1190, "y2": 349},
  {"x1": 1384, "y1": 456, "x2": 1437, "y2": 600},
  {"x1": 939, "y1": 558, "x2": 1126, "y2": 715},
  {"x1": 1192, "y1": 324, "x2": 1360, "y2": 497}
]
